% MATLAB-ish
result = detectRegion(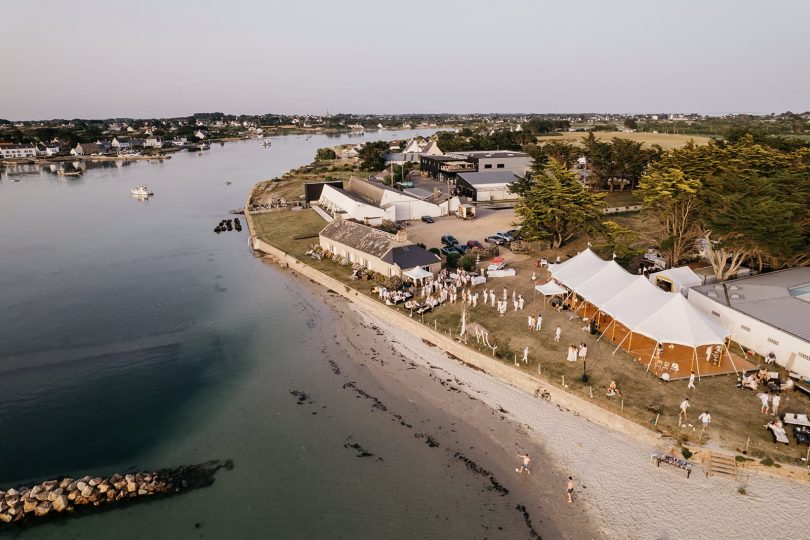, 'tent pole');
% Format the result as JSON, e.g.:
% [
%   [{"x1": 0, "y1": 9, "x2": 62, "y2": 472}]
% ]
[
  {"x1": 724, "y1": 341, "x2": 739, "y2": 375},
  {"x1": 645, "y1": 341, "x2": 659, "y2": 373},
  {"x1": 596, "y1": 317, "x2": 613, "y2": 343},
  {"x1": 611, "y1": 326, "x2": 630, "y2": 355},
  {"x1": 627, "y1": 331, "x2": 634, "y2": 353},
  {"x1": 694, "y1": 347, "x2": 701, "y2": 381}
]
